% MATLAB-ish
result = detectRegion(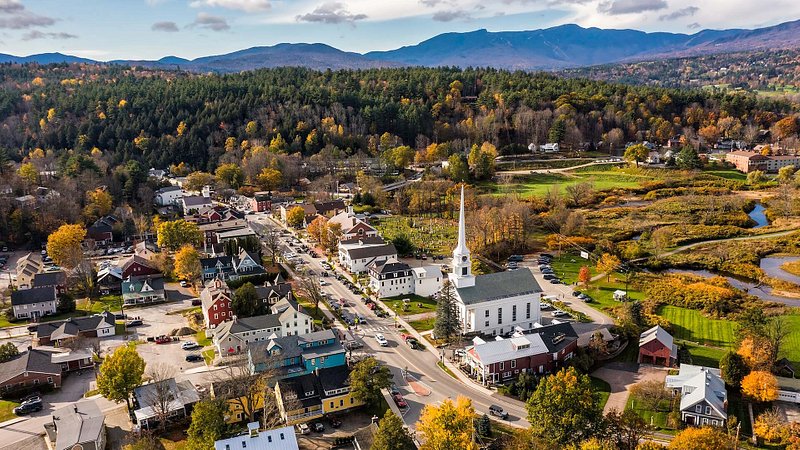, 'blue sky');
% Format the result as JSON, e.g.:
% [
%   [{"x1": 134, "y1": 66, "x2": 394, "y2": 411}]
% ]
[{"x1": 1, "y1": 0, "x2": 798, "y2": 60}]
